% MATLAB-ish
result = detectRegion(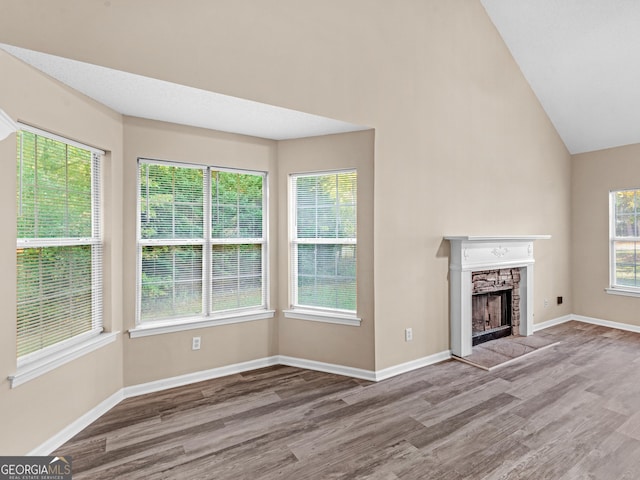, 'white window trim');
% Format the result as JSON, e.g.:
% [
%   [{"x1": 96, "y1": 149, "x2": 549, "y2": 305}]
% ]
[
  {"x1": 135, "y1": 159, "x2": 270, "y2": 333},
  {"x1": 609, "y1": 189, "x2": 640, "y2": 295},
  {"x1": 129, "y1": 309, "x2": 275, "y2": 338},
  {"x1": 283, "y1": 308, "x2": 361, "y2": 326},
  {"x1": 605, "y1": 287, "x2": 640, "y2": 298},
  {"x1": 9, "y1": 331, "x2": 119, "y2": 388},
  {"x1": 288, "y1": 169, "x2": 359, "y2": 325}
]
